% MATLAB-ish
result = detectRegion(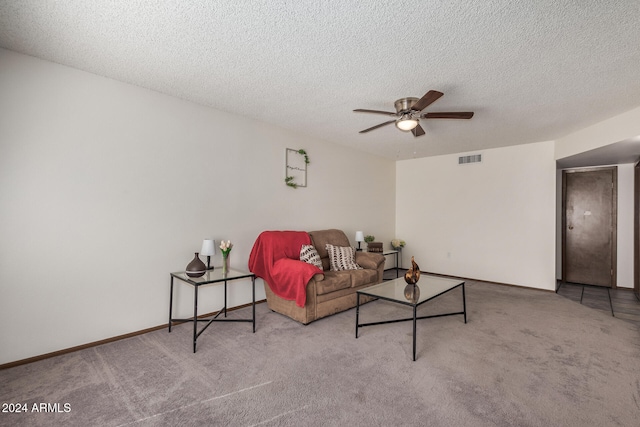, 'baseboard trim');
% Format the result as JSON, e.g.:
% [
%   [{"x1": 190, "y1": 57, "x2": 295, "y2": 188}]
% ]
[
  {"x1": 0, "y1": 299, "x2": 267, "y2": 370},
  {"x1": 421, "y1": 271, "x2": 556, "y2": 293}
]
